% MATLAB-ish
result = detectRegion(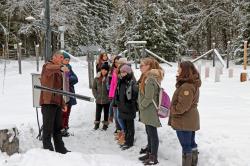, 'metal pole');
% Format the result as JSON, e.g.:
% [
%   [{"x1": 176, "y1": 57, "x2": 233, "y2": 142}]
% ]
[
  {"x1": 34, "y1": 85, "x2": 94, "y2": 102},
  {"x1": 35, "y1": 45, "x2": 40, "y2": 72},
  {"x1": 227, "y1": 41, "x2": 230, "y2": 69},
  {"x1": 18, "y1": 43, "x2": 22, "y2": 74},
  {"x1": 44, "y1": 0, "x2": 51, "y2": 62},
  {"x1": 212, "y1": 43, "x2": 216, "y2": 67}
]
